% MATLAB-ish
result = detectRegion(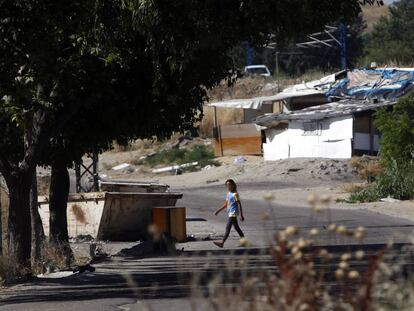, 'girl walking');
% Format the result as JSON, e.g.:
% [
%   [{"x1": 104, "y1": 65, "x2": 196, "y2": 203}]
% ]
[{"x1": 213, "y1": 179, "x2": 245, "y2": 248}]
